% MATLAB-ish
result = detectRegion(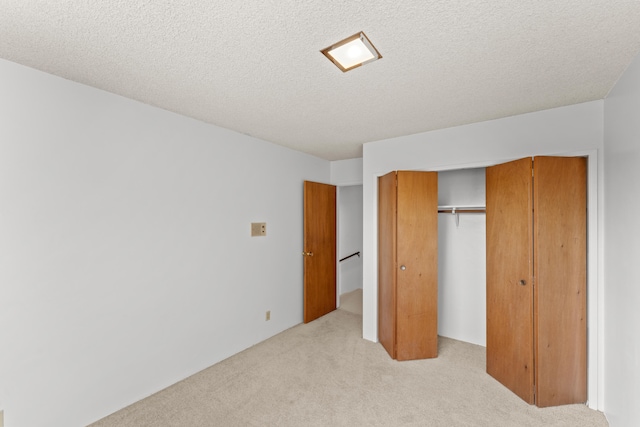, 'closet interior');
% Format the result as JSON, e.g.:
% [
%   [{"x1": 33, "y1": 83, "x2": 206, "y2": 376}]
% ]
[{"x1": 437, "y1": 168, "x2": 487, "y2": 348}]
